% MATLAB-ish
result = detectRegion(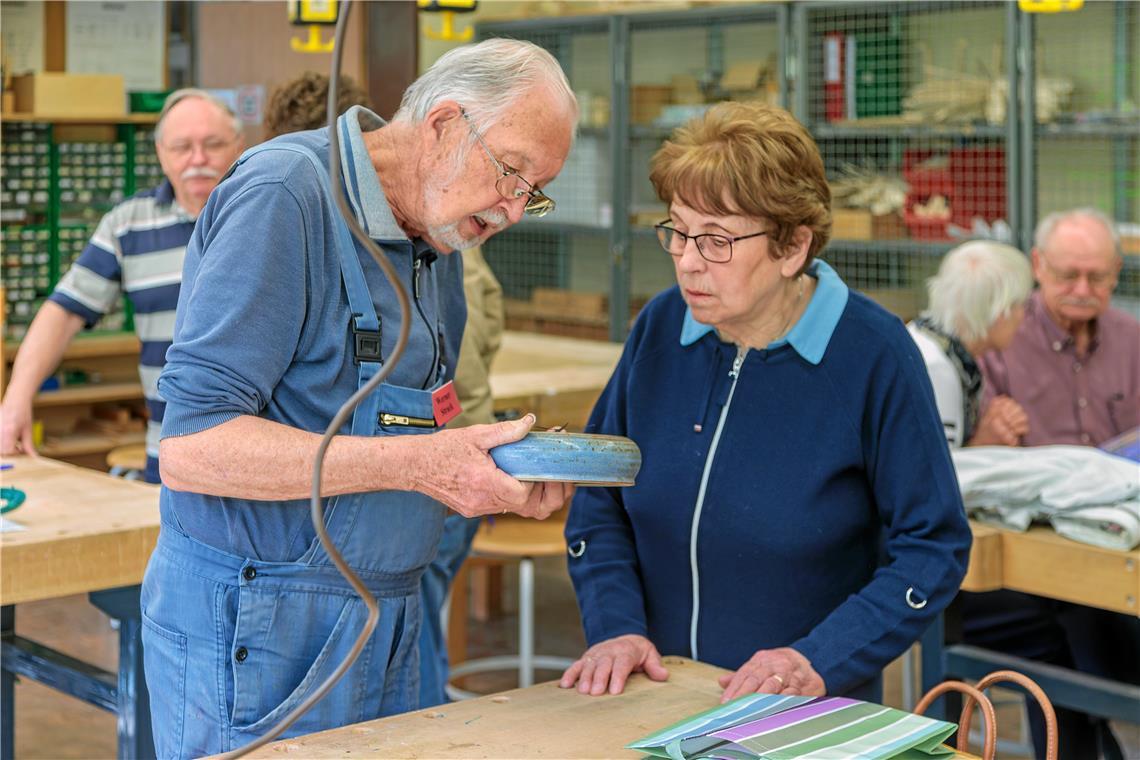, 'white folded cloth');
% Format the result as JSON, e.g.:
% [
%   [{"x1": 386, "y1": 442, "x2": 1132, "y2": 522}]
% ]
[{"x1": 951, "y1": 445, "x2": 1140, "y2": 551}]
